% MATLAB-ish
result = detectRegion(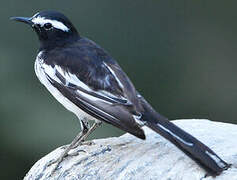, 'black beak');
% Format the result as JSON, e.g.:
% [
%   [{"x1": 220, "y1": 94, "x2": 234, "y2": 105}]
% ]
[{"x1": 10, "y1": 16, "x2": 33, "y2": 26}]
